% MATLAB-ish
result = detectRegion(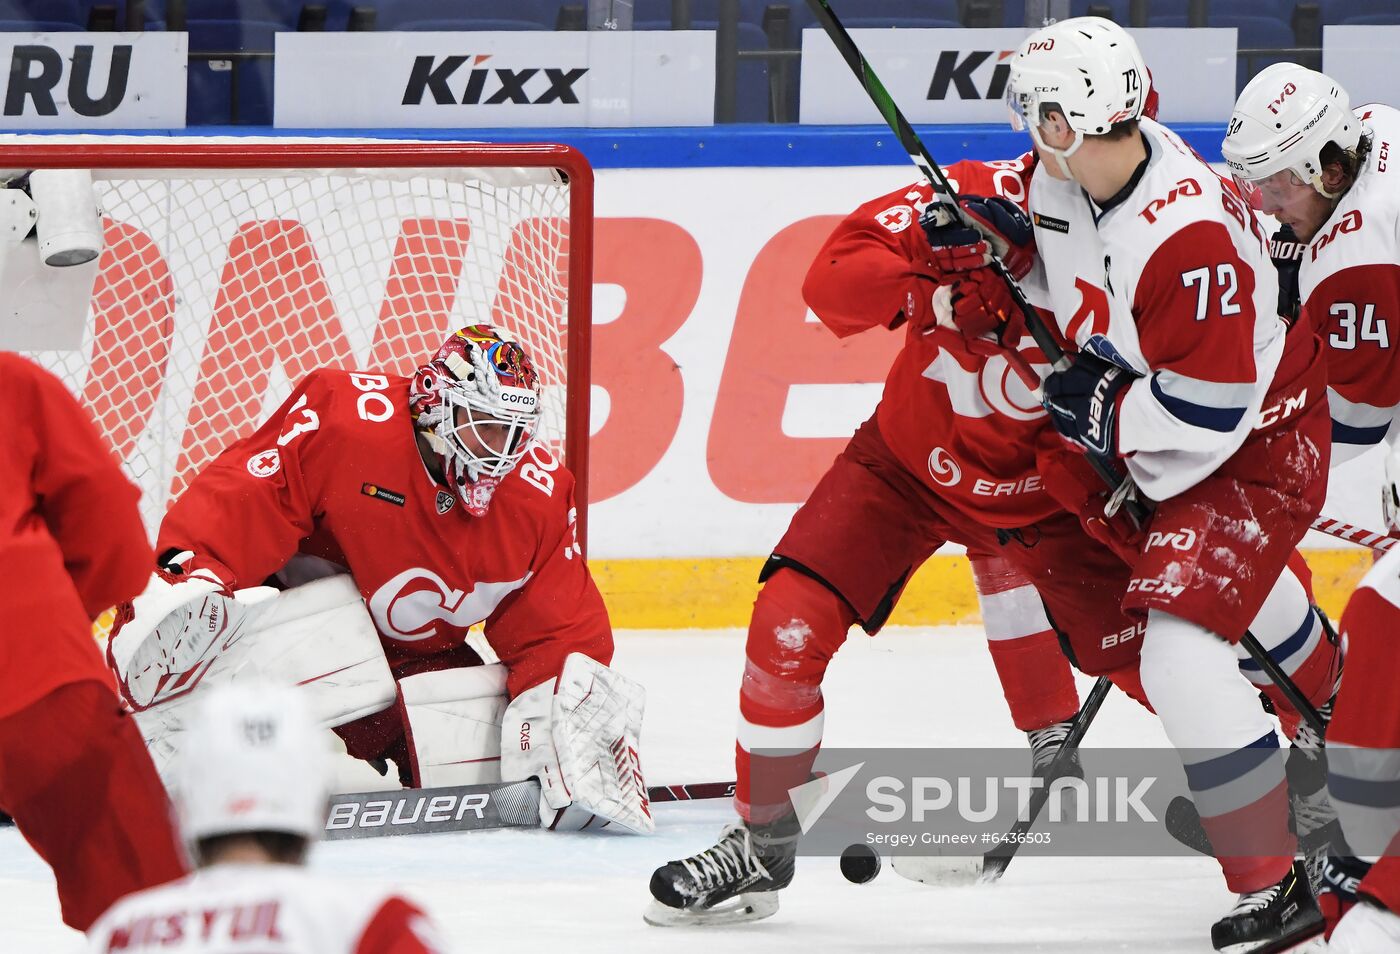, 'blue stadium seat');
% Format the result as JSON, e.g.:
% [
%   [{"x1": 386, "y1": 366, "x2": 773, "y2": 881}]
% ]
[
  {"x1": 1322, "y1": 0, "x2": 1400, "y2": 24},
  {"x1": 783, "y1": 0, "x2": 963, "y2": 36},
  {"x1": 185, "y1": 18, "x2": 279, "y2": 124},
  {"x1": 387, "y1": 18, "x2": 551, "y2": 31},
  {"x1": 1064, "y1": 0, "x2": 1131, "y2": 24},
  {"x1": 0, "y1": 19, "x2": 83, "y2": 30},
  {"x1": 1149, "y1": 0, "x2": 1293, "y2": 16},
  {"x1": 1149, "y1": 13, "x2": 1294, "y2": 89},
  {"x1": 632, "y1": 0, "x2": 774, "y2": 24},
  {"x1": 377, "y1": 0, "x2": 564, "y2": 30},
  {"x1": 634, "y1": 19, "x2": 771, "y2": 121},
  {"x1": 0, "y1": 0, "x2": 83, "y2": 27},
  {"x1": 1341, "y1": 11, "x2": 1400, "y2": 23}
]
